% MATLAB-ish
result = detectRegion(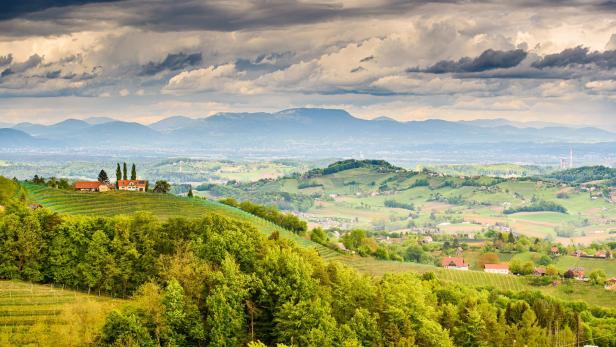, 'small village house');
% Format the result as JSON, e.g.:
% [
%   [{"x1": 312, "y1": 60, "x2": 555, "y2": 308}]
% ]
[
  {"x1": 566, "y1": 267, "x2": 585, "y2": 280},
  {"x1": 484, "y1": 263, "x2": 509, "y2": 275},
  {"x1": 118, "y1": 180, "x2": 148, "y2": 192},
  {"x1": 75, "y1": 181, "x2": 111, "y2": 192},
  {"x1": 533, "y1": 267, "x2": 547, "y2": 276},
  {"x1": 605, "y1": 278, "x2": 616, "y2": 291},
  {"x1": 441, "y1": 257, "x2": 469, "y2": 271}
]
